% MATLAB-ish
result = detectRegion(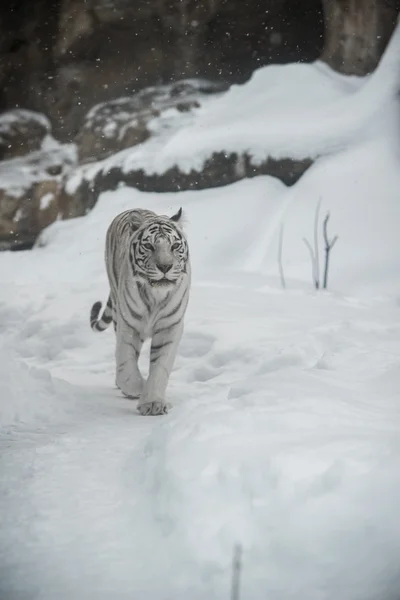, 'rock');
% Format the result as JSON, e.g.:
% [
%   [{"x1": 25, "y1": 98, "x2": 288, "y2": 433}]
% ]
[
  {"x1": 0, "y1": 142, "x2": 78, "y2": 250},
  {"x1": 76, "y1": 79, "x2": 226, "y2": 163},
  {"x1": 0, "y1": 110, "x2": 51, "y2": 160},
  {"x1": 321, "y1": 0, "x2": 398, "y2": 75},
  {"x1": 33, "y1": 180, "x2": 62, "y2": 232},
  {"x1": 67, "y1": 152, "x2": 312, "y2": 216},
  {"x1": 0, "y1": 180, "x2": 60, "y2": 251}
]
